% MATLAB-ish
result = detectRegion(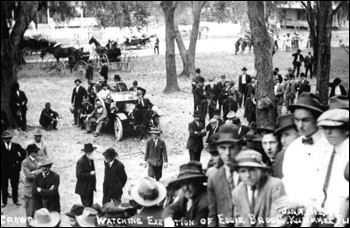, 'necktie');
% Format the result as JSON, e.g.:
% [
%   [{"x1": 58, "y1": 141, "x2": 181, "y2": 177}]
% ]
[
  {"x1": 321, "y1": 148, "x2": 337, "y2": 208},
  {"x1": 250, "y1": 187, "x2": 256, "y2": 214},
  {"x1": 186, "y1": 199, "x2": 193, "y2": 211},
  {"x1": 302, "y1": 137, "x2": 314, "y2": 145},
  {"x1": 228, "y1": 172, "x2": 234, "y2": 191}
]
